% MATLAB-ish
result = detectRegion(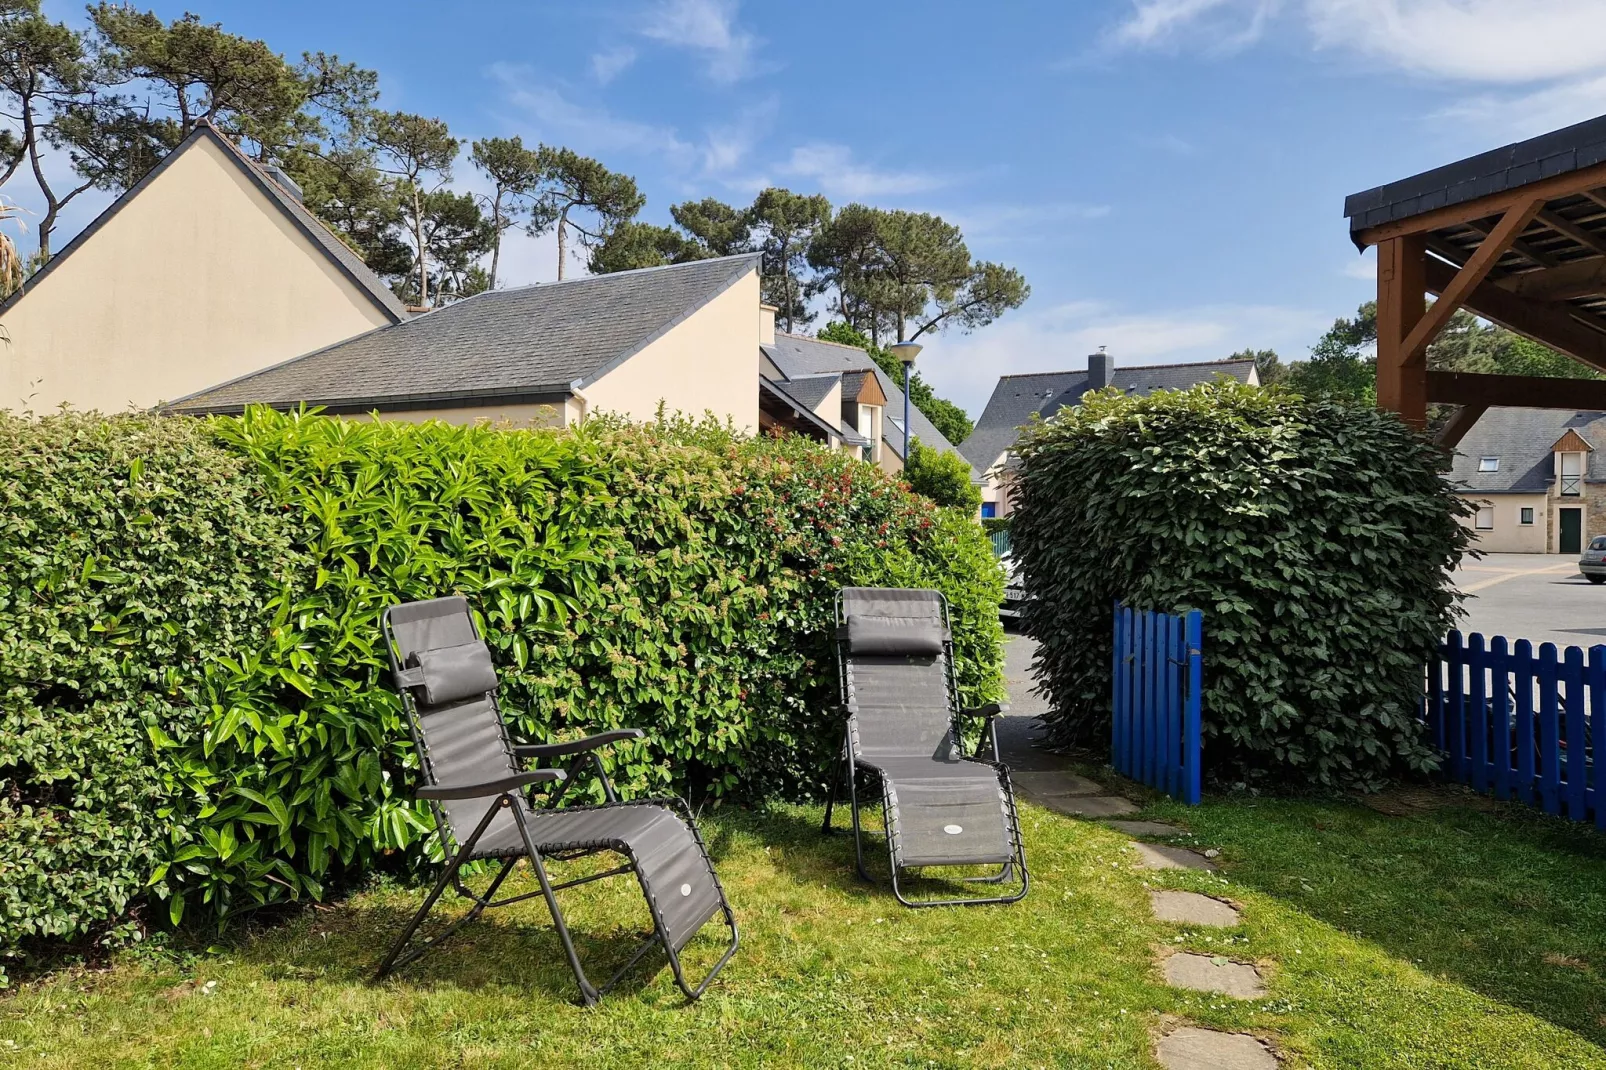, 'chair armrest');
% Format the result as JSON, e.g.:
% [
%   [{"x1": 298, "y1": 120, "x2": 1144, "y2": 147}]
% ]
[
  {"x1": 513, "y1": 729, "x2": 646, "y2": 760},
  {"x1": 961, "y1": 702, "x2": 1010, "y2": 719},
  {"x1": 416, "y1": 769, "x2": 565, "y2": 801}
]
